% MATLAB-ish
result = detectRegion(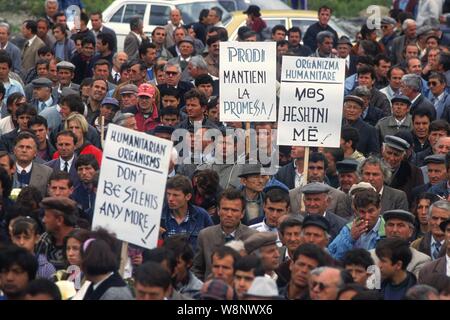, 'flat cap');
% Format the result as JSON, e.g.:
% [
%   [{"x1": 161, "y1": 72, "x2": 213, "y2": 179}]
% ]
[
  {"x1": 381, "y1": 17, "x2": 396, "y2": 25},
  {"x1": 391, "y1": 95, "x2": 411, "y2": 106},
  {"x1": 119, "y1": 84, "x2": 138, "y2": 95},
  {"x1": 349, "y1": 182, "x2": 376, "y2": 196},
  {"x1": 384, "y1": 135, "x2": 410, "y2": 152},
  {"x1": 302, "y1": 215, "x2": 330, "y2": 232},
  {"x1": 101, "y1": 97, "x2": 120, "y2": 109},
  {"x1": 32, "y1": 77, "x2": 53, "y2": 88},
  {"x1": 56, "y1": 61, "x2": 75, "y2": 70},
  {"x1": 383, "y1": 209, "x2": 415, "y2": 225},
  {"x1": 60, "y1": 87, "x2": 78, "y2": 97},
  {"x1": 238, "y1": 163, "x2": 262, "y2": 178},
  {"x1": 337, "y1": 36, "x2": 352, "y2": 46},
  {"x1": 344, "y1": 95, "x2": 364, "y2": 108},
  {"x1": 151, "y1": 125, "x2": 175, "y2": 136},
  {"x1": 301, "y1": 182, "x2": 331, "y2": 194},
  {"x1": 200, "y1": 279, "x2": 235, "y2": 300},
  {"x1": 244, "y1": 277, "x2": 283, "y2": 299},
  {"x1": 179, "y1": 36, "x2": 195, "y2": 45},
  {"x1": 39, "y1": 197, "x2": 78, "y2": 225},
  {"x1": 416, "y1": 25, "x2": 433, "y2": 37},
  {"x1": 440, "y1": 218, "x2": 450, "y2": 232},
  {"x1": 424, "y1": 154, "x2": 446, "y2": 165},
  {"x1": 336, "y1": 159, "x2": 359, "y2": 174},
  {"x1": 244, "y1": 232, "x2": 278, "y2": 254}
]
